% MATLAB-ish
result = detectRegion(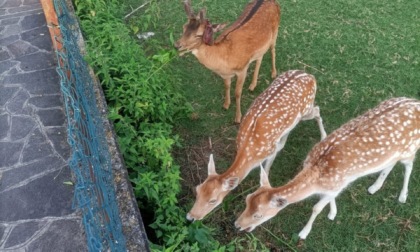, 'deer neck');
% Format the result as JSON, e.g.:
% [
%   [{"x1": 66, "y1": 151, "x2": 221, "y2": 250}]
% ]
[
  {"x1": 192, "y1": 42, "x2": 230, "y2": 73},
  {"x1": 272, "y1": 167, "x2": 320, "y2": 204},
  {"x1": 221, "y1": 150, "x2": 258, "y2": 181}
]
